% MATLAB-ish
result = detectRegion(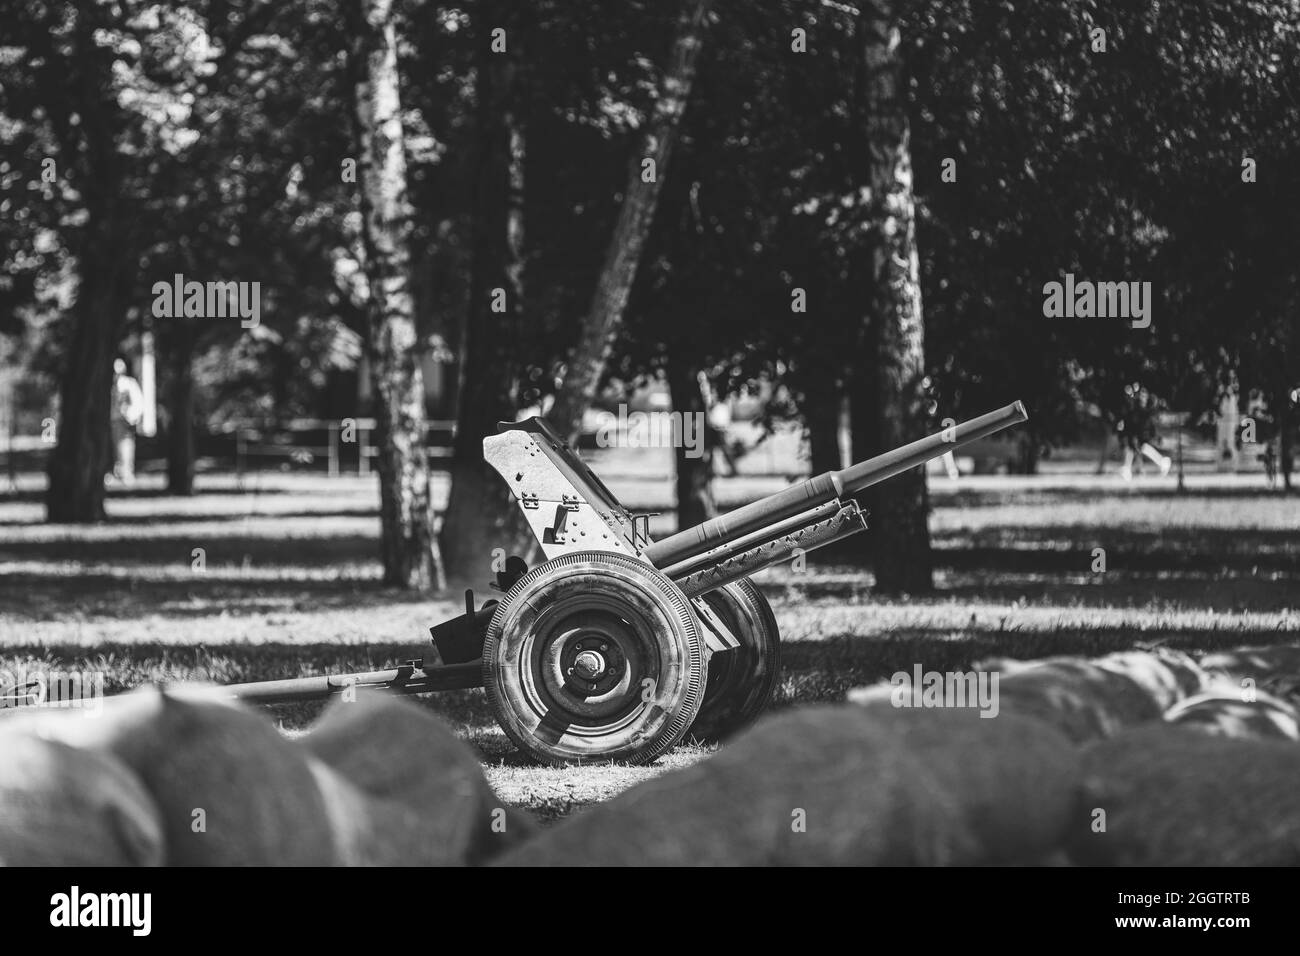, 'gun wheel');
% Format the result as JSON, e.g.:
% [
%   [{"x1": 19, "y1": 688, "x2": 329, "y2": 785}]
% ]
[
  {"x1": 482, "y1": 550, "x2": 705, "y2": 766},
  {"x1": 689, "y1": 577, "x2": 782, "y2": 742}
]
